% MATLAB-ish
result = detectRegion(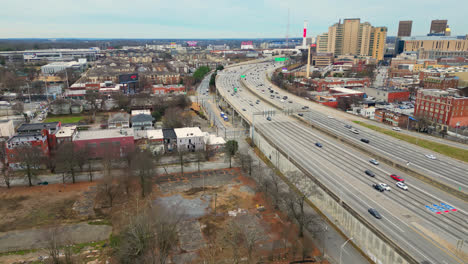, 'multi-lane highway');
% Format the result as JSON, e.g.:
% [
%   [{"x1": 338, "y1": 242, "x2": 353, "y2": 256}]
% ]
[
  {"x1": 215, "y1": 62, "x2": 468, "y2": 264},
  {"x1": 239, "y1": 63, "x2": 468, "y2": 192}
]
